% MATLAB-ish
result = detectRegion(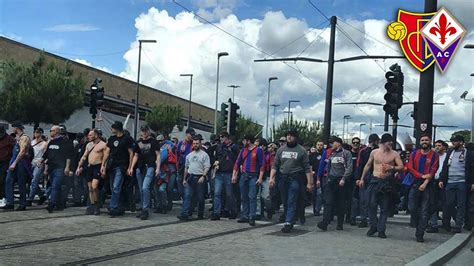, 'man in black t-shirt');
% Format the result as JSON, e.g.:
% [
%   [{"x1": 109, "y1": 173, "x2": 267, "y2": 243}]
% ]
[
  {"x1": 102, "y1": 121, "x2": 134, "y2": 217},
  {"x1": 129, "y1": 125, "x2": 160, "y2": 220}
]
